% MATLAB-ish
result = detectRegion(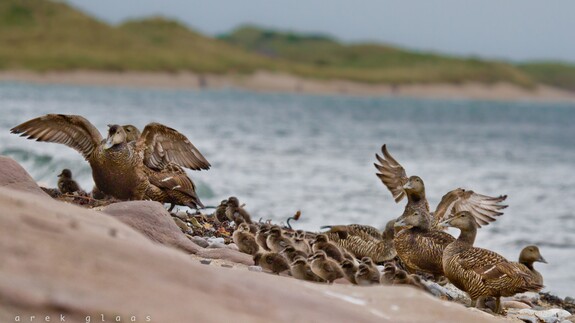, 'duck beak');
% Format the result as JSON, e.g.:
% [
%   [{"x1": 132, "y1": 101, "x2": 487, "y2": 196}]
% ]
[
  {"x1": 538, "y1": 255, "x2": 548, "y2": 264},
  {"x1": 438, "y1": 219, "x2": 451, "y2": 228},
  {"x1": 394, "y1": 218, "x2": 406, "y2": 228},
  {"x1": 103, "y1": 136, "x2": 114, "y2": 150},
  {"x1": 403, "y1": 182, "x2": 412, "y2": 190}
]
